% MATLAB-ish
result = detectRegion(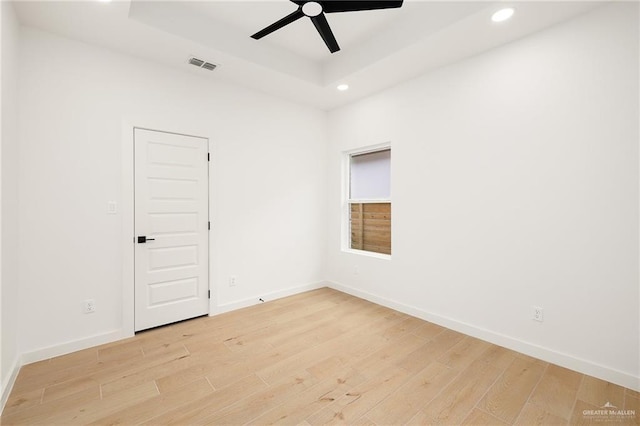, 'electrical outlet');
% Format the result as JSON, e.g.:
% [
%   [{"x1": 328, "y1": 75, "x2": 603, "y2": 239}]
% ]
[
  {"x1": 229, "y1": 276, "x2": 237, "y2": 287},
  {"x1": 532, "y1": 306, "x2": 544, "y2": 322},
  {"x1": 84, "y1": 299, "x2": 96, "y2": 314}
]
